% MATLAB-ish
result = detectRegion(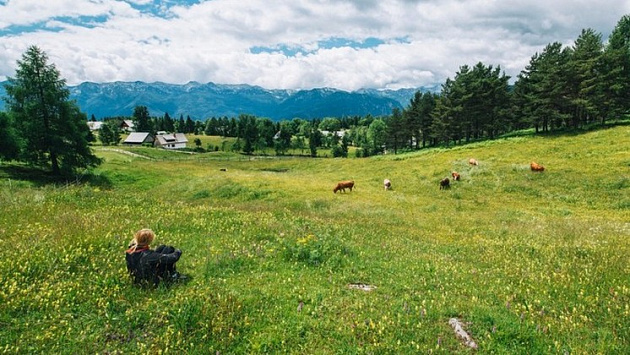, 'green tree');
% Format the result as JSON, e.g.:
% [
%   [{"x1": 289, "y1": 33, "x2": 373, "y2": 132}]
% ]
[
  {"x1": 3, "y1": 46, "x2": 100, "y2": 175},
  {"x1": 185, "y1": 115, "x2": 195, "y2": 133},
  {"x1": 132, "y1": 106, "x2": 152, "y2": 132},
  {"x1": 567, "y1": 28, "x2": 604, "y2": 128},
  {"x1": 0, "y1": 112, "x2": 22, "y2": 160},
  {"x1": 274, "y1": 121, "x2": 293, "y2": 155},
  {"x1": 318, "y1": 117, "x2": 342, "y2": 132},
  {"x1": 514, "y1": 42, "x2": 571, "y2": 132},
  {"x1": 102, "y1": 119, "x2": 122, "y2": 146},
  {"x1": 386, "y1": 108, "x2": 407, "y2": 153},
  {"x1": 367, "y1": 118, "x2": 387, "y2": 154},
  {"x1": 308, "y1": 126, "x2": 322, "y2": 157},
  {"x1": 236, "y1": 114, "x2": 257, "y2": 155},
  {"x1": 600, "y1": 15, "x2": 630, "y2": 122}
]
